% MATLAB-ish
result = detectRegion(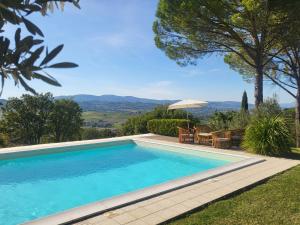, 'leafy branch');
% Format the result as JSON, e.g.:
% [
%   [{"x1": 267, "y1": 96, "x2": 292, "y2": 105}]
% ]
[{"x1": 0, "y1": 0, "x2": 80, "y2": 95}]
